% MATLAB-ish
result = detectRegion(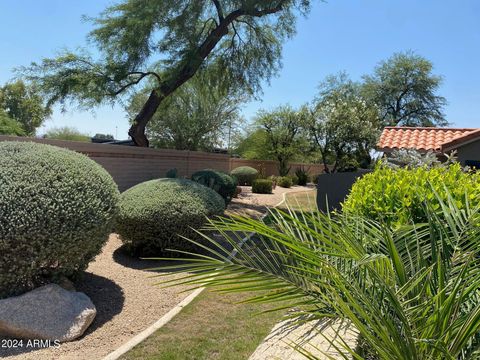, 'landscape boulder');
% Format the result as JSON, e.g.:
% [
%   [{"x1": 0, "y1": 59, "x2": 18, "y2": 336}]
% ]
[{"x1": 0, "y1": 284, "x2": 96, "y2": 342}]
